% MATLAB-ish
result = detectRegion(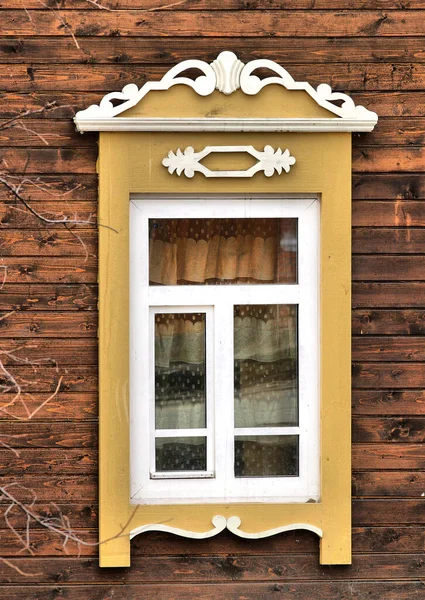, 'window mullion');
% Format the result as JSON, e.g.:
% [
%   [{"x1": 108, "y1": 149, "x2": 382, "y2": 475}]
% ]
[{"x1": 213, "y1": 300, "x2": 235, "y2": 494}]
